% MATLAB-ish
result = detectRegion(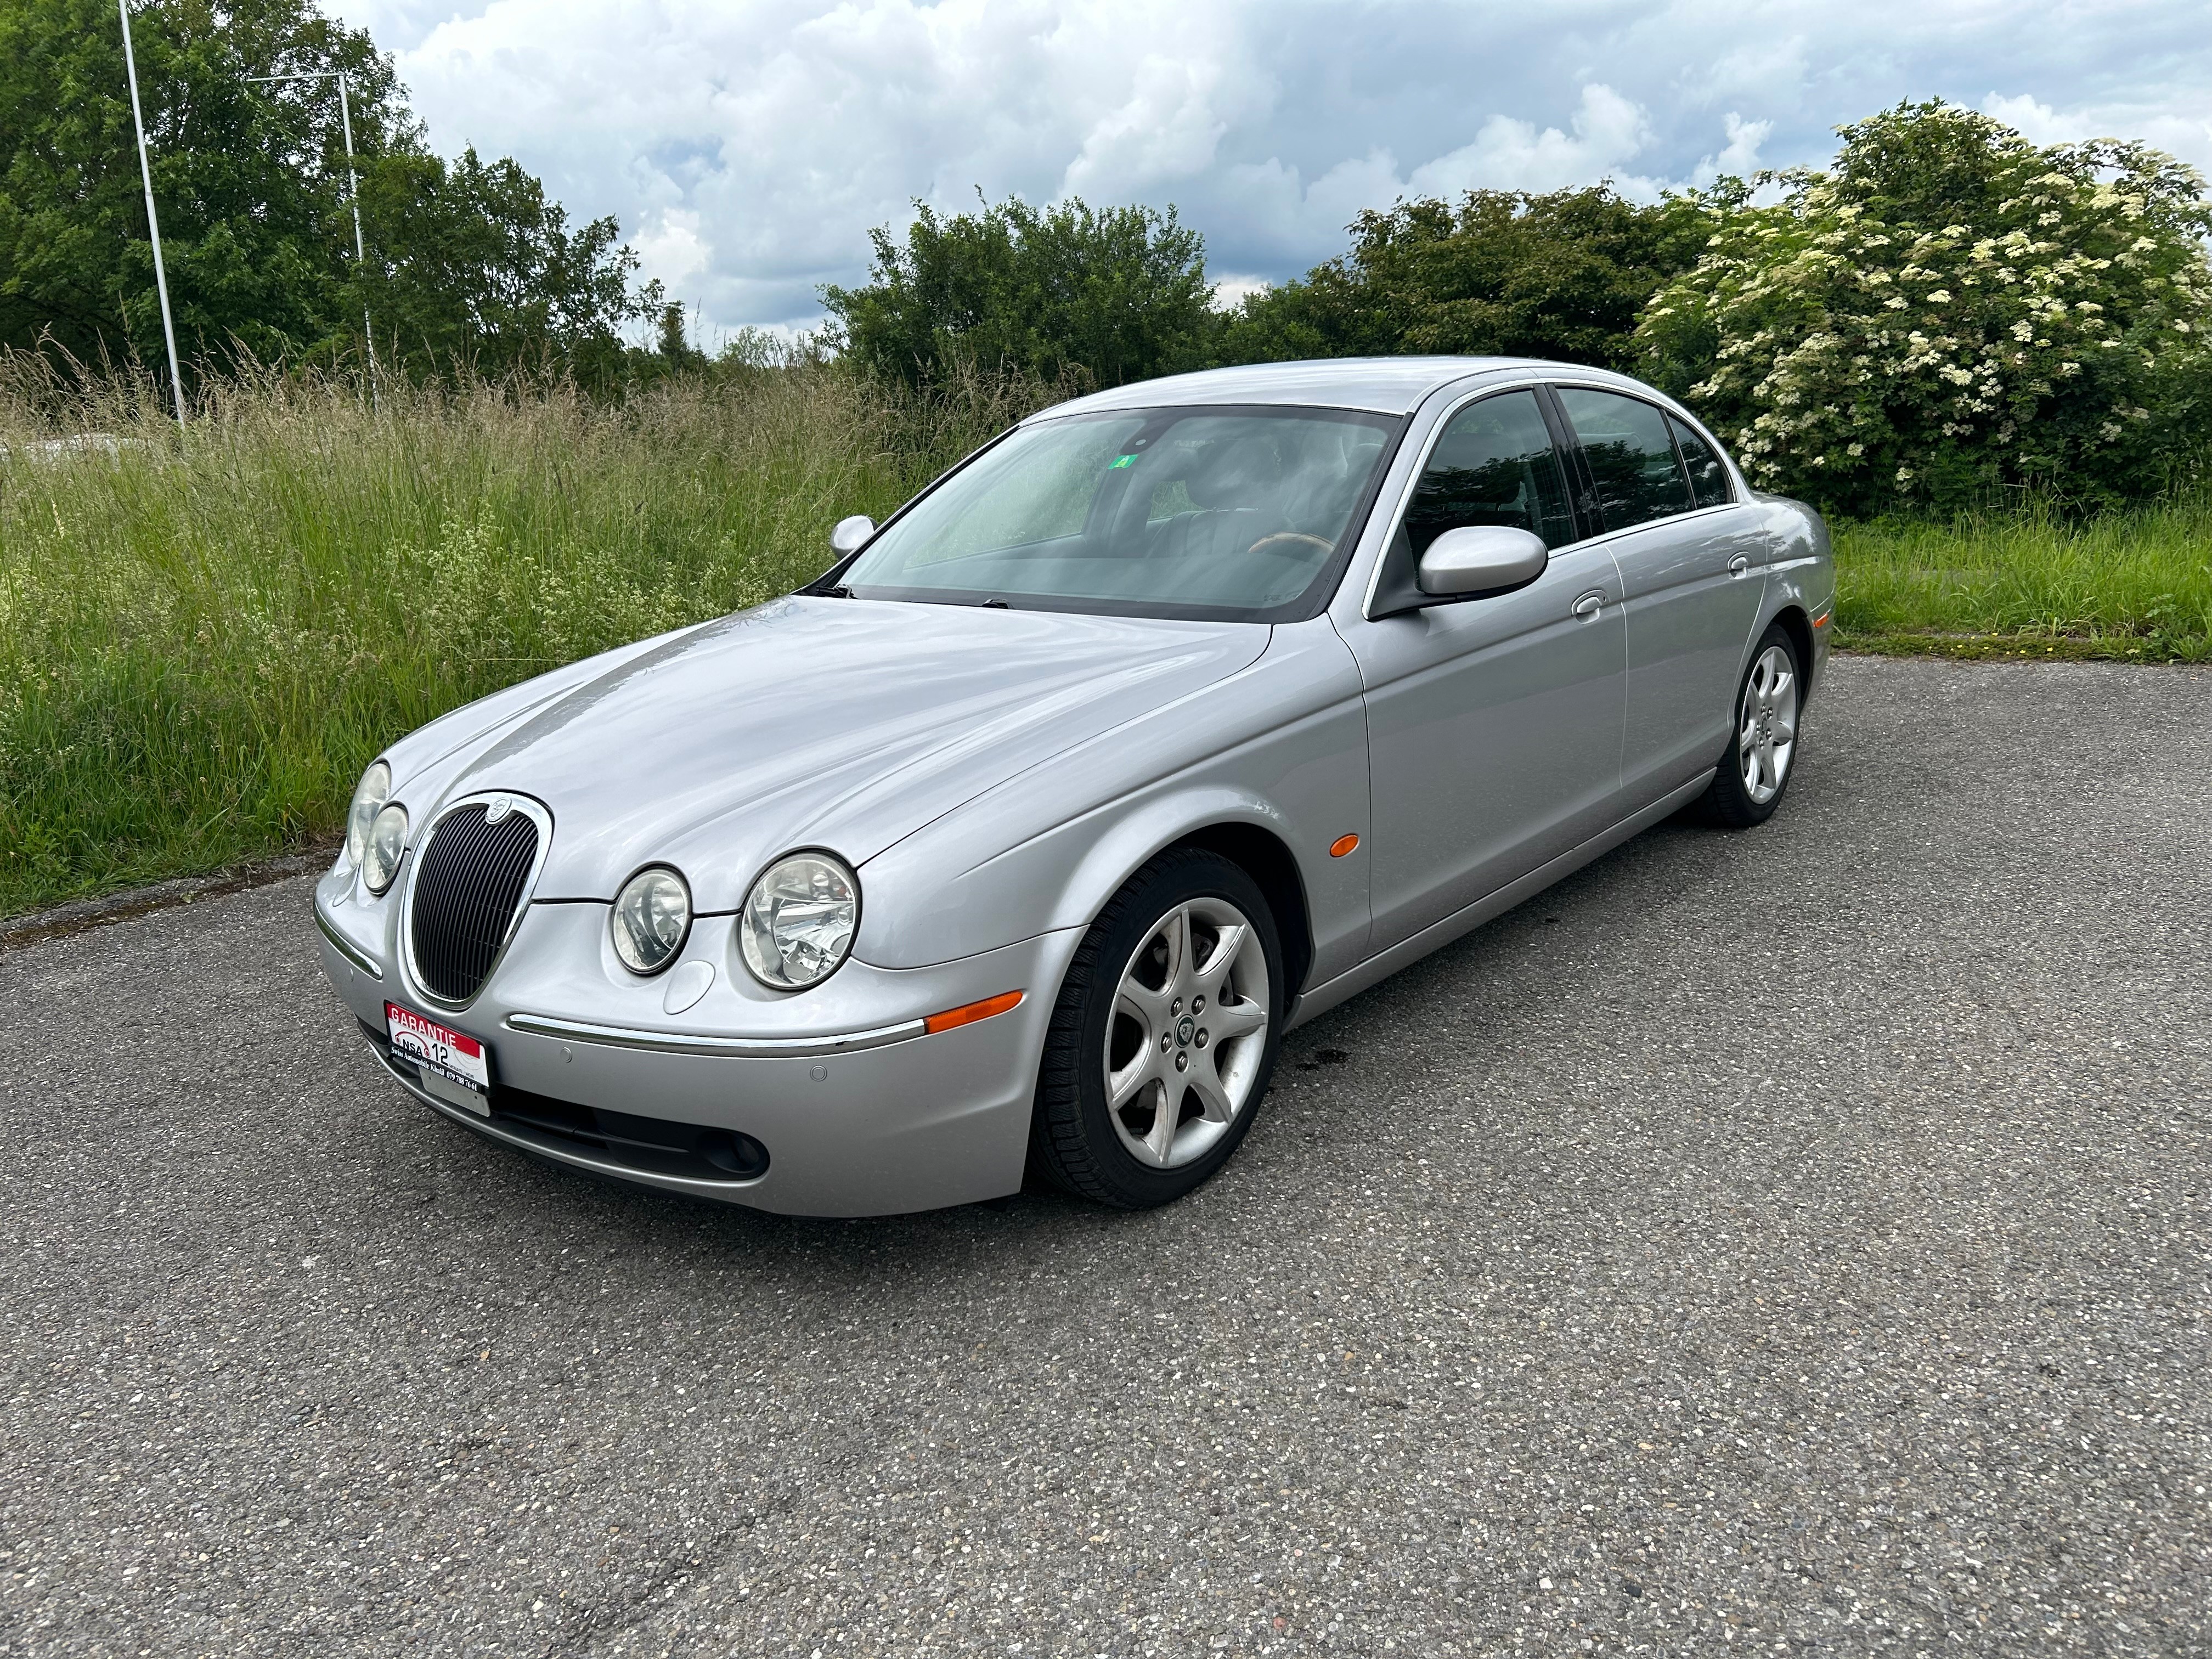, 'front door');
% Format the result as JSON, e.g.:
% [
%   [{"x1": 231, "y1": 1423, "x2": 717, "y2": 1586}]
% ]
[
  {"x1": 1341, "y1": 388, "x2": 1628, "y2": 955},
  {"x1": 1554, "y1": 388, "x2": 1769, "y2": 806}
]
